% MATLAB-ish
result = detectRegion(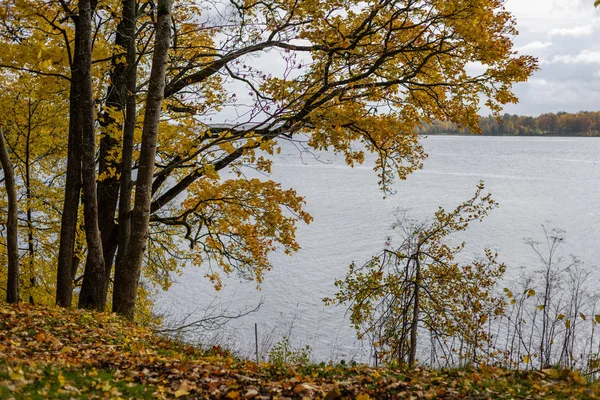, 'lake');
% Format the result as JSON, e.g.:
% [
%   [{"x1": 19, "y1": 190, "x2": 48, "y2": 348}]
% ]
[{"x1": 158, "y1": 135, "x2": 600, "y2": 363}]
